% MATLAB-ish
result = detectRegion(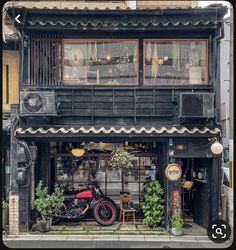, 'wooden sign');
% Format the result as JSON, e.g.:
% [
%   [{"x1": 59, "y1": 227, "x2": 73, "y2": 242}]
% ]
[{"x1": 165, "y1": 163, "x2": 182, "y2": 181}]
